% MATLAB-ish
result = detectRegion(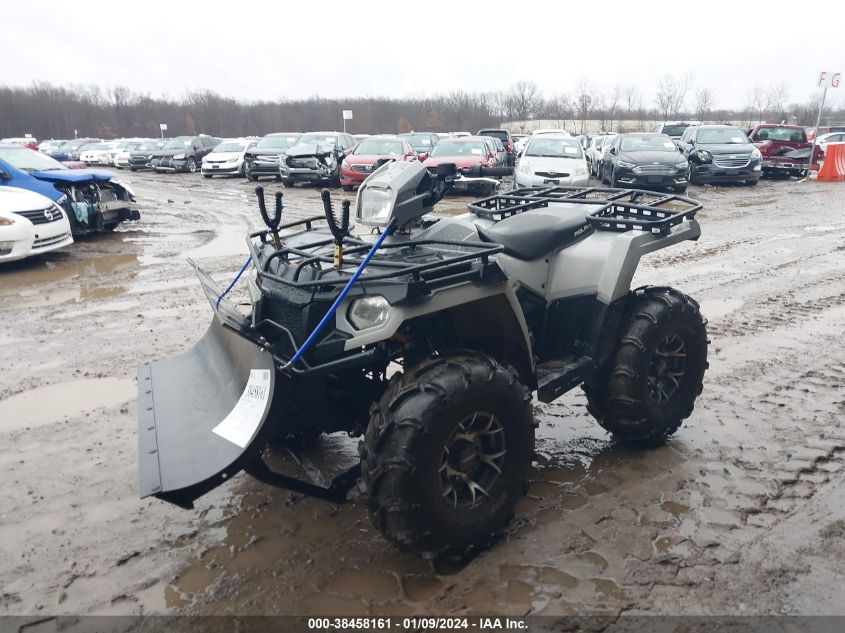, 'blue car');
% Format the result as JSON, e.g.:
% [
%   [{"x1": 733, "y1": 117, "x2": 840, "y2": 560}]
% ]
[{"x1": 0, "y1": 144, "x2": 138, "y2": 236}]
